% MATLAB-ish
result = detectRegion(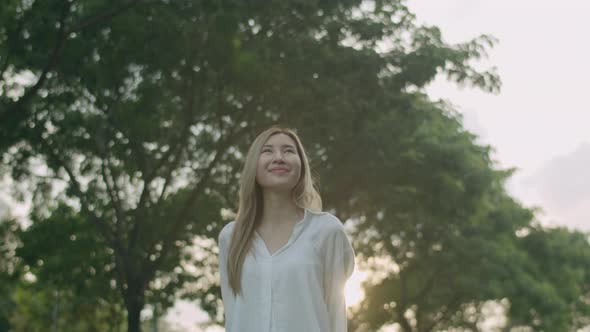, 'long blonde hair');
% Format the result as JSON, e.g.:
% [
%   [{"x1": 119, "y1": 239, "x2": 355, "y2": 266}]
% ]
[{"x1": 226, "y1": 125, "x2": 322, "y2": 296}]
